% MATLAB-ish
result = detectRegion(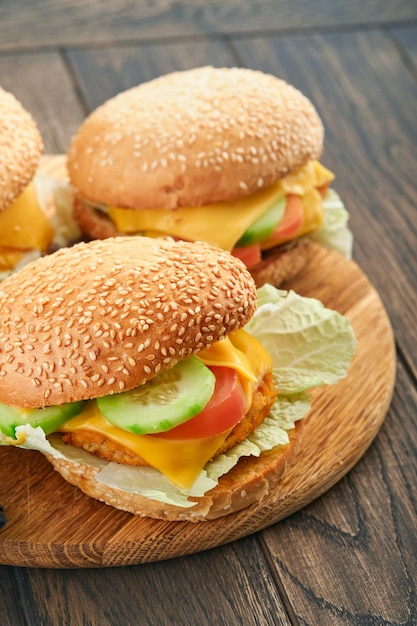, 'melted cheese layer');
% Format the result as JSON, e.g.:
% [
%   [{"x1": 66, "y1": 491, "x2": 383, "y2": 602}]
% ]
[
  {"x1": 107, "y1": 161, "x2": 334, "y2": 251},
  {"x1": 61, "y1": 329, "x2": 272, "y2": 489},
  {"x1": 0, "y1": 182, "x2": 54, "y2": 254},
  {"x1": 0, "y1": 247, "x2": 26, "y2": 271}
]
